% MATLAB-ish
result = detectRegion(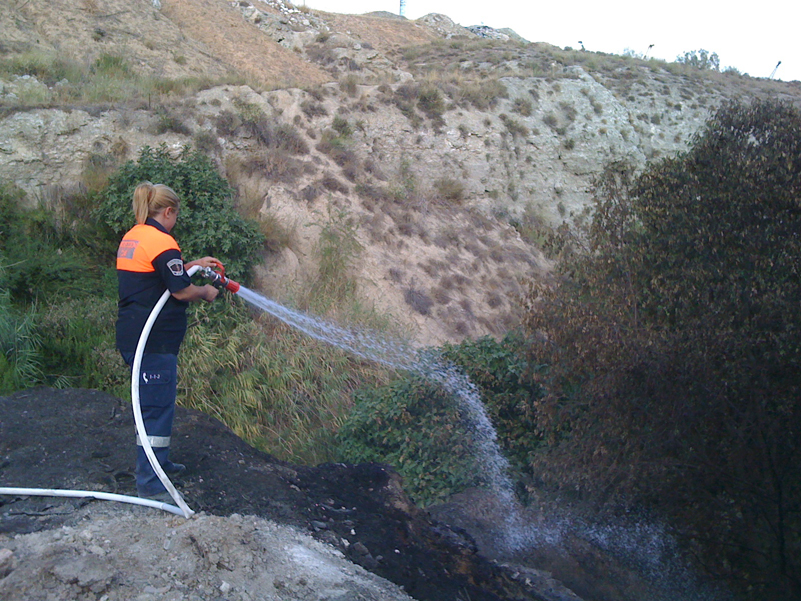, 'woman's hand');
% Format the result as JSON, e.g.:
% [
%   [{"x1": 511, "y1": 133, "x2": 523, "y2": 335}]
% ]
[{"x1": 185, "y1": 256, "x2": 224, "y2": 270}]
